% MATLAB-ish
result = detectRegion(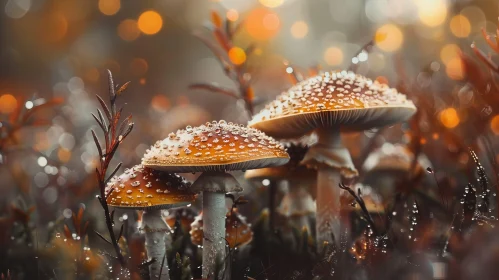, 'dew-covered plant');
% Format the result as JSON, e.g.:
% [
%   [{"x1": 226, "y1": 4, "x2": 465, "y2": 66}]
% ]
[{"x1": 90, "y1": 70, "x2": 133, "y2": 267}]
